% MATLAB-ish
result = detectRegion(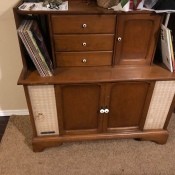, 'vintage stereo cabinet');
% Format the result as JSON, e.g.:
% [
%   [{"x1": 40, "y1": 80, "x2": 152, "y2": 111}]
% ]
[{"x1": 14, "y1": 0, "x2": 175, "y2": 152}]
